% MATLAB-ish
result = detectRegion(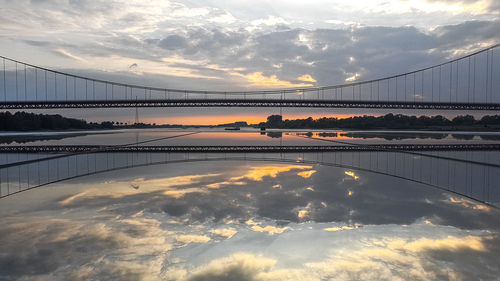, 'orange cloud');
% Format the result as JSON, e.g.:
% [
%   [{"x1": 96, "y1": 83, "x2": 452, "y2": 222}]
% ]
[
  {"x1": 251, "y1": 225, "x2": 289, "y2": 235},
  {"x1": 297, "y1": 74, "x2": 317, "y2": 83},
  {"x1": 231, "y1": 72, "x2": 314, "y2": 87}
]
